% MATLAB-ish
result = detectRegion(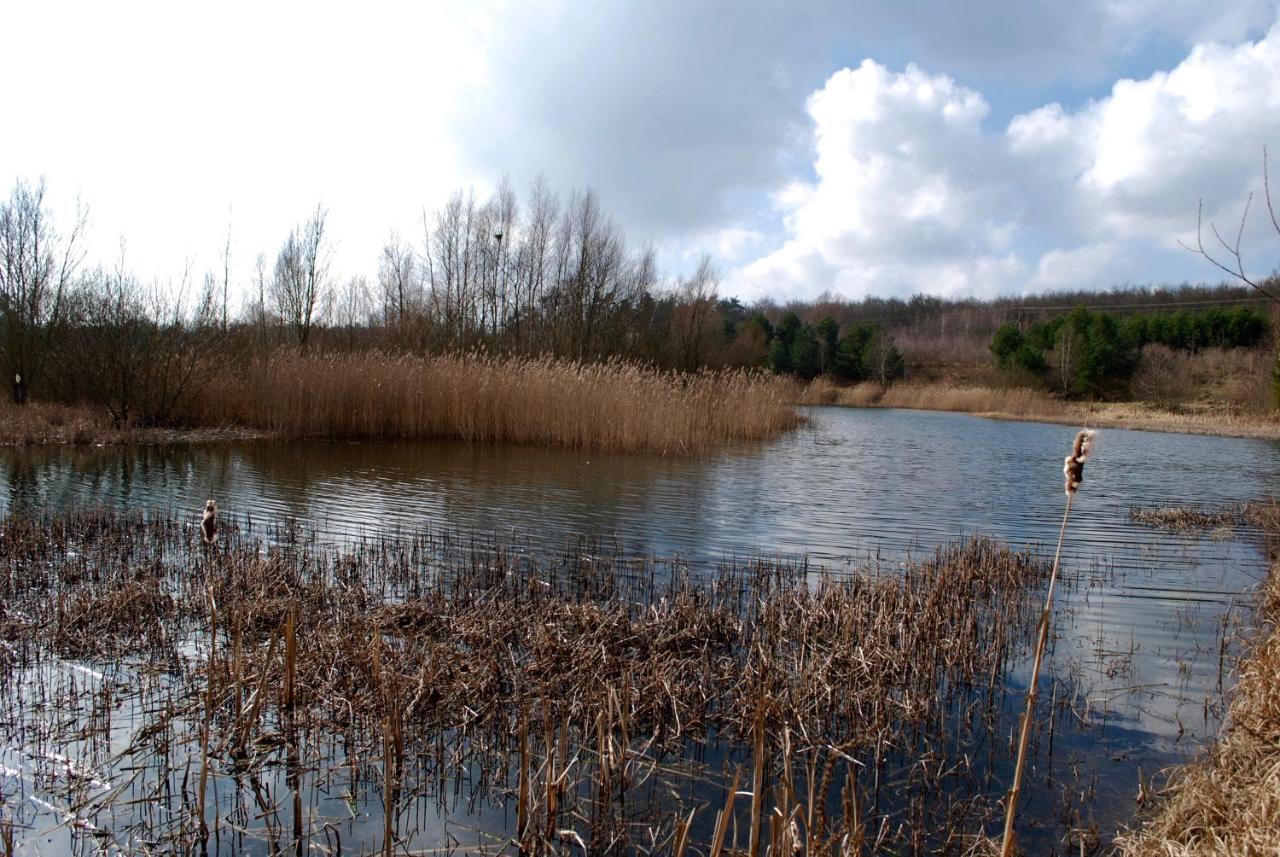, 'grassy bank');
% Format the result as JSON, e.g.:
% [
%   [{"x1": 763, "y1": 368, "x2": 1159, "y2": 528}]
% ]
[
  {"x1": 0, "y1": 352, "x2": 803, "y2": 454},
  {"x1": 1115, "y1": 502, "x2": 1280, "y2": 854},
  {"x1": 799, "y1": 379, "x2": 1280, "y2": 440}
]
